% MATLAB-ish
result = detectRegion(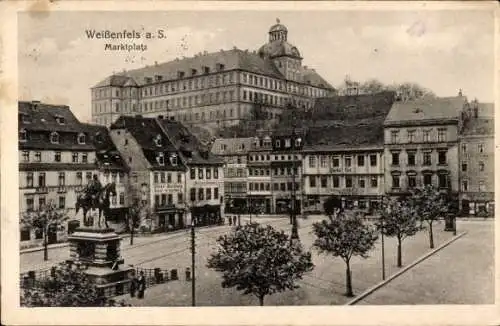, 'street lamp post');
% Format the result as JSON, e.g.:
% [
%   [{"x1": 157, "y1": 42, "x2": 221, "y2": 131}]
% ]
[
  {"x1": 190, "y1": 219, "x2": 196, "y2": 306},
  {"x1": 381, "y1": 218, "x2": 386, "y2": 281},
  {"x1": 290, "y1": 130, "x2": 300, "y2": 243}
]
